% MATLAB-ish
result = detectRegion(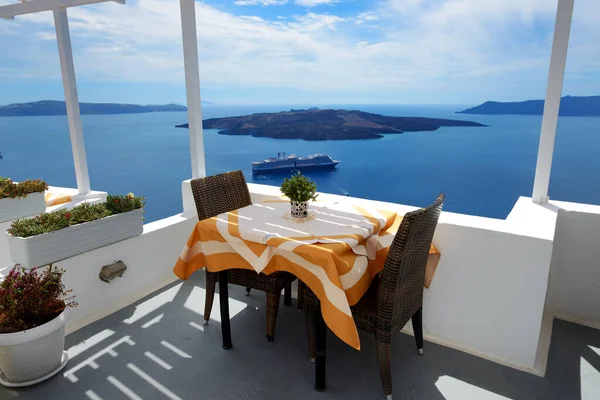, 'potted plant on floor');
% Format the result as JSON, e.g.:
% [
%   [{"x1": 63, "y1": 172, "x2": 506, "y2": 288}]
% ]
[
  {"x1": 7, "y1": 193, "x2": 145, "y2": 269},
  {"x1": 0, "y1": 265, "x2": 76, "y2": 387},
  {"x1": 280, "y1": 172, "x2": 318, "y2": 218},
  {"x1": 0, "y1": 177, "x2": 48, "y2": 223}
]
